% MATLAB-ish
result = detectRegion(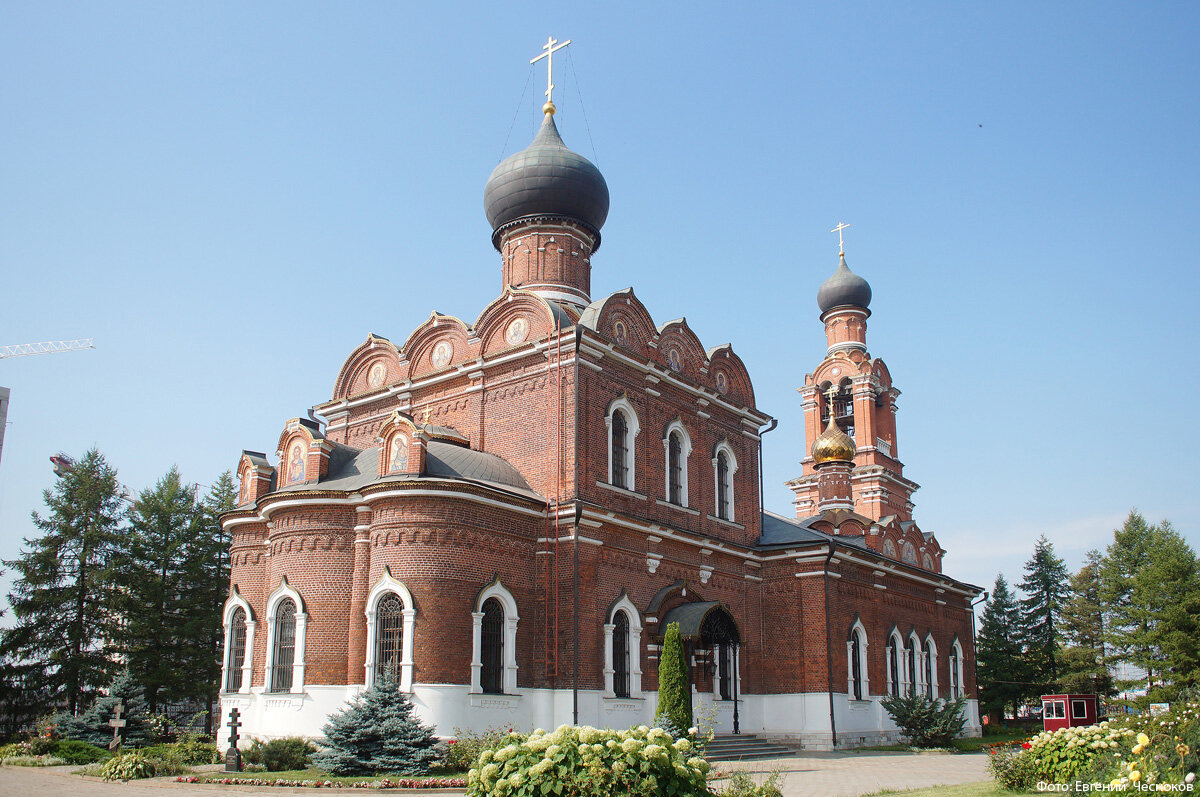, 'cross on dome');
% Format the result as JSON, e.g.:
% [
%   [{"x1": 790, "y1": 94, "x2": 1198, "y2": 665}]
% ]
[
  {"x1": 830, "y1": 222, "x2": 850, "y2": 255},
  {"x1": 530, "y1": 36, "x2": 570, "y2": 113}
]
